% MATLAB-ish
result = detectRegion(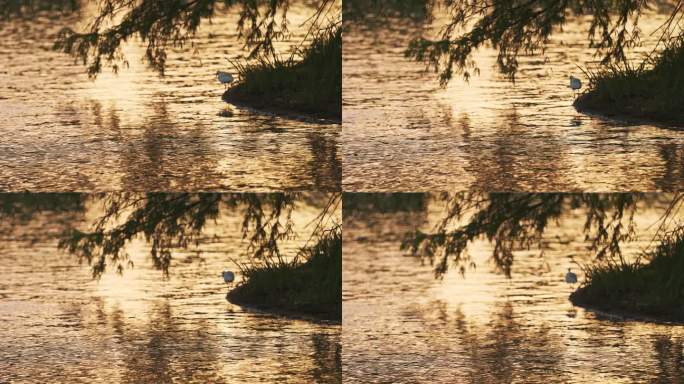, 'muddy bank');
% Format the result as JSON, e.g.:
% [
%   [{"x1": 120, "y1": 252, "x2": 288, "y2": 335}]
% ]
[
  {"x1": 574, "y1": 92, "x2": 684, "y2": 128},
  {"x1": 223, "y1": 87, "x2": 341, "y2": 123},
  {"x1": 570, "y1": 286, "x2": 684, "y2": 325},
  {"x1": 226, "y1": 288, "x2": 341, "y2": 323}
]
